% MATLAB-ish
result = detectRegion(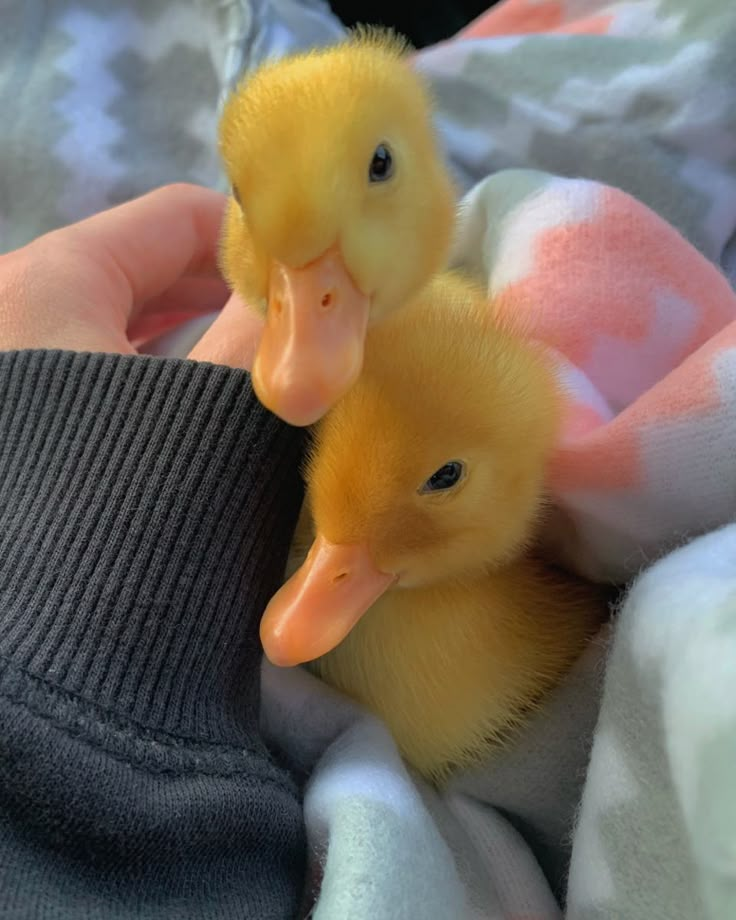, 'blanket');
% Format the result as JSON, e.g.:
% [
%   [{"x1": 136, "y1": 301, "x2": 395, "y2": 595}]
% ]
[{"x1": 3, "y1": 0, "x2": 736, "y2": 917}]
